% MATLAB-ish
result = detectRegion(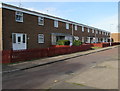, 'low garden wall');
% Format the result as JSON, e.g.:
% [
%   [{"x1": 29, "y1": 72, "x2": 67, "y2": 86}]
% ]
[
  {"x1": 2, "y1": 44, "x2": 92, "y2": 63},
  {"x1": 91, "y1": 42, "x2": 120, "y2": 47}
]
